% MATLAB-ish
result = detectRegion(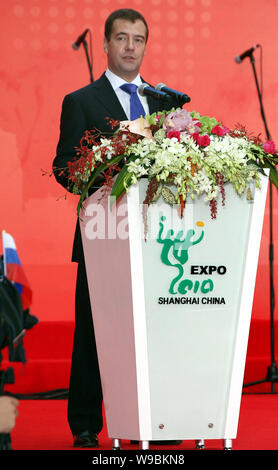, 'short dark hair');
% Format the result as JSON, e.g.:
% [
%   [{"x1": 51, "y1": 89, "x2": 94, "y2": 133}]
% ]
[{"x1": 105, "y1": 9, "x2": 149, "y2": 42}]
